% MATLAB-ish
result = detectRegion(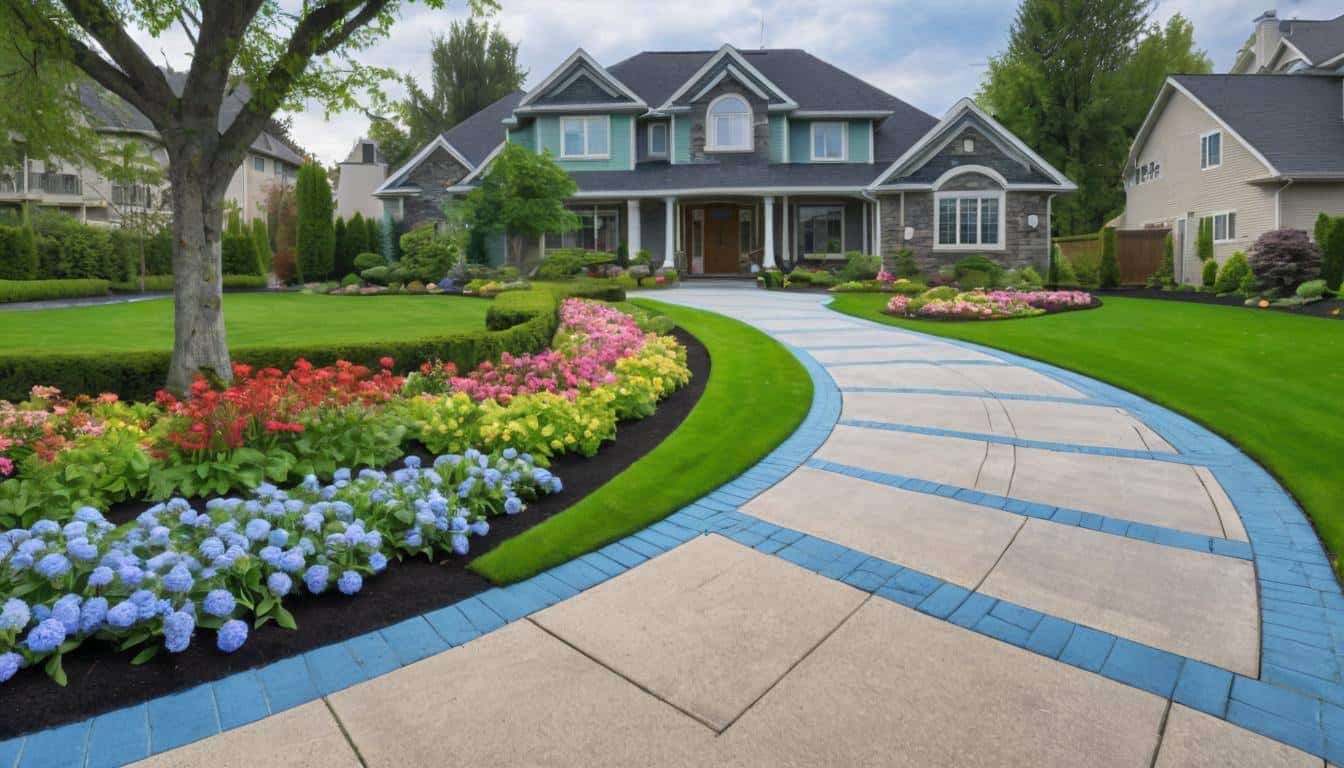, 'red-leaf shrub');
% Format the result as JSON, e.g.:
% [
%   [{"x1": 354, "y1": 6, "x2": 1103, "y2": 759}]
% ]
[{"x1": 1248, "y1": 229, "x2": 1321, "y2": 295}]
